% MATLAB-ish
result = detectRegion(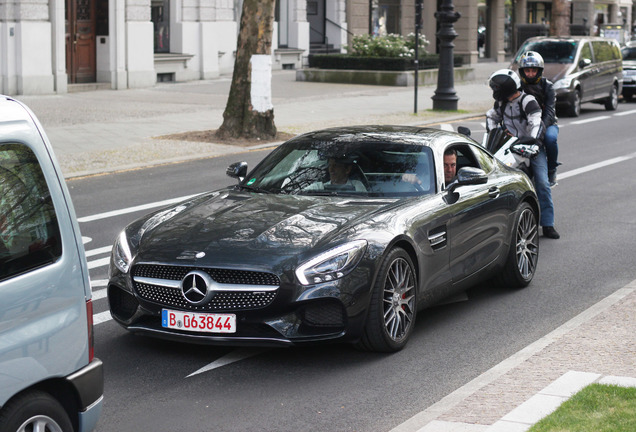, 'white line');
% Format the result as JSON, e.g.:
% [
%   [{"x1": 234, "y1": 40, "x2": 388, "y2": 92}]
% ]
[
  {"x1": 93, "y1": 310, "x2": 112, "y2": 325},
  {"x1": 559, "y1": 153, "x2": 636, "y2": 180},
  {"x1": 440, "y1": 123, "x2": 454, "y2": 131},
  {"x1": 570, "y1": 116, "x2": 610, "y2": 125},
  {"x1": 77, "y1": 194, "x2": 199, "y2": 223},
  {"x1": 92, "y1": 289, "x2": 107, "y2": 301},
  {"x1": 88, "y1": 257, "x2": 110, "y2": 270},
  {"x1": 614, "y1": 109, "x2": 636, "y2": 116},
  {"x1": 85, "y1": 246, "x2": 112, "y2": 257},
  {"x1": 186, "y1": 348, "x2": 270, "y2": 377},
  {"x1": 91, "y1": 279, "x2": 108, "y2": 288}
]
